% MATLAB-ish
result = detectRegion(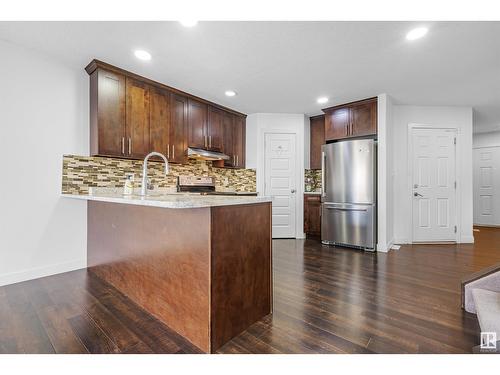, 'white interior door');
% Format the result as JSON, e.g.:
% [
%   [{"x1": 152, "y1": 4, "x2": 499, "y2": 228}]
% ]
[
  {"x1": 473, "y1": 147, "x2": 500, "y2": 226},
  {"x1": 264, "y1": 133, "x2": 296, "y2": 238},
  {"x1": 411, "y1": 128, "x2": 457, "y2": 242}
]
